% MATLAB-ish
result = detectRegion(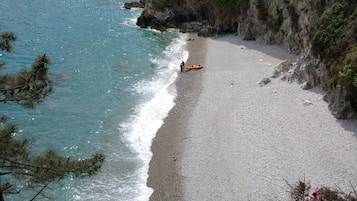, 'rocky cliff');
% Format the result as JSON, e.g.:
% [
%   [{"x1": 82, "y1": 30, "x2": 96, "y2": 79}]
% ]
[{"x1": 135, "y1": 0, "x2": 357, "y2": 119}]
